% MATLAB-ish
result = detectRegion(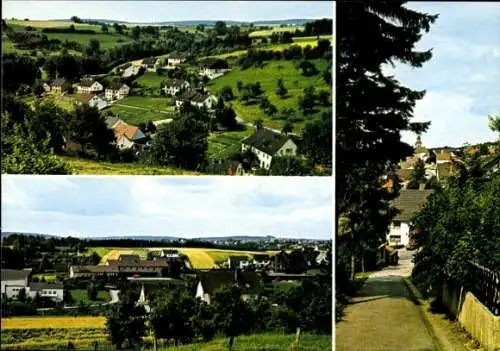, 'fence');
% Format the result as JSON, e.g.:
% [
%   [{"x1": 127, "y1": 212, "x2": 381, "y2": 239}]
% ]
[{"x1": 468, "y1": 261, "x2": 500, "y2": 316}]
